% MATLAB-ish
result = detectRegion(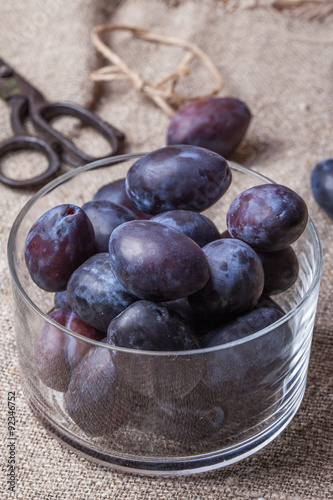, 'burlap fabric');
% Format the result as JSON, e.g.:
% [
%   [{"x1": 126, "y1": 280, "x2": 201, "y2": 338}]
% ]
[{"x1": 0, "y1": 1, "x2": 332, "y2": 498}]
